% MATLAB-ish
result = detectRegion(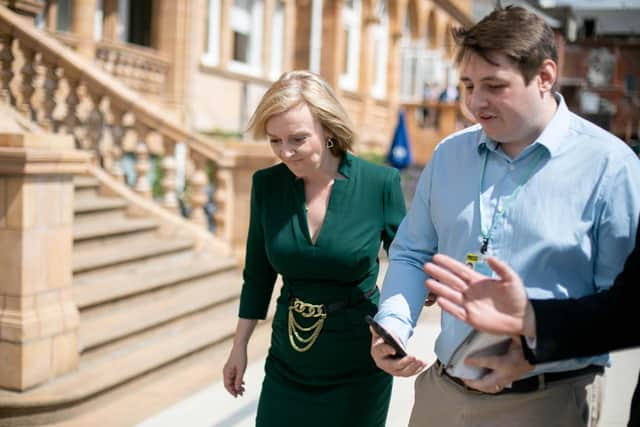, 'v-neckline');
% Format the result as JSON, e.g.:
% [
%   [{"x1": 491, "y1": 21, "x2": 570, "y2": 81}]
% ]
[
  {"x1": 296, "y1": 177, "x2": 343, "y2": 246},
  {"x1": 293, "y1": 154, "x2": 351, "y2": 247}
]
